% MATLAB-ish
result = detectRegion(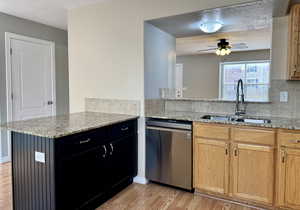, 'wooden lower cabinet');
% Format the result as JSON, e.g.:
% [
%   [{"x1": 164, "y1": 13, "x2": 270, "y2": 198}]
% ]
[
  {"x1": 231, "y1": 143, "x2": 274, "y2": 205},
  {"x1": 194, "y1": 138, "x2": 229, "y2": 195},
  {"x1": 277, "y1": 147, "x2": 300, "y2": 209},
  {"x1": 193, "y1": 123, "x2": 276, "y2": 208}
]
